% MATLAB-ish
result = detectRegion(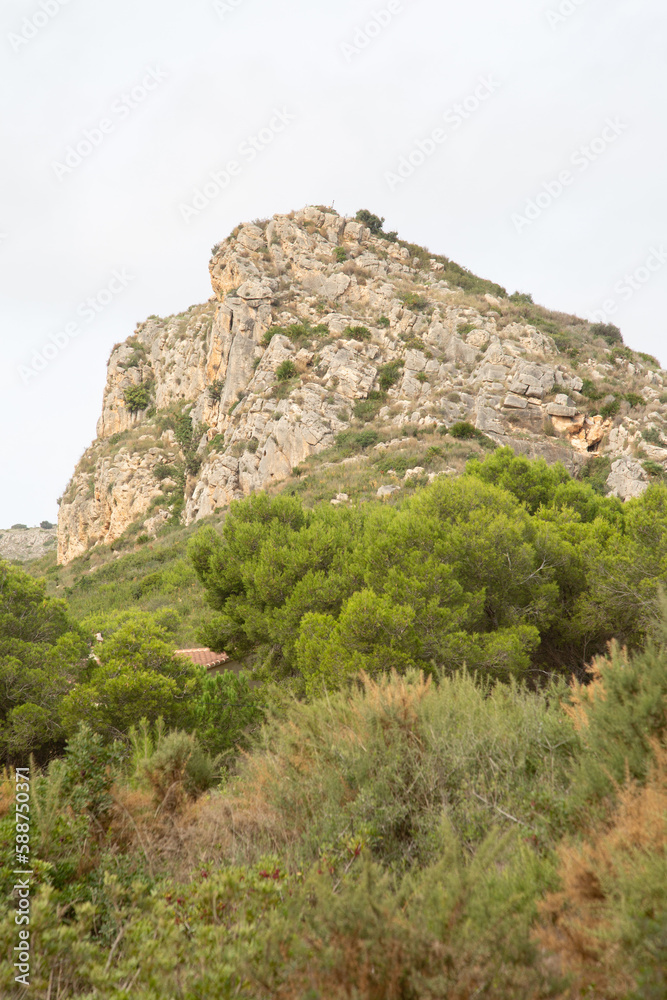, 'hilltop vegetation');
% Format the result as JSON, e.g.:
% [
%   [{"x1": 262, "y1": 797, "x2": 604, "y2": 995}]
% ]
[{"x1": 2, "y1": 449, "x2": 667, "y2": 997}]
